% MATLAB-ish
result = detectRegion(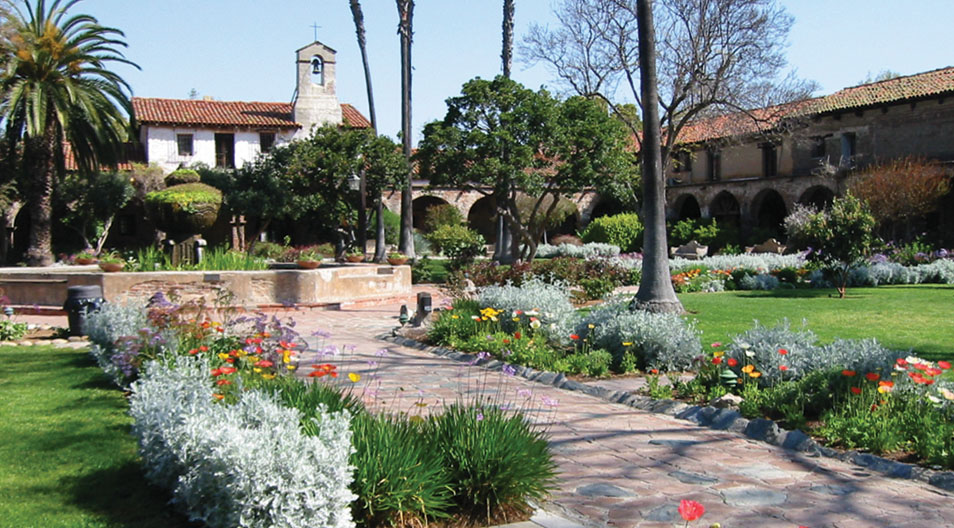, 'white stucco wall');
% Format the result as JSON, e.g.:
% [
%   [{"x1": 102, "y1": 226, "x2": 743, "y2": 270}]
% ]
[{"x1": 141, "y1": 126, "x2": 296, "y2": 173}]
